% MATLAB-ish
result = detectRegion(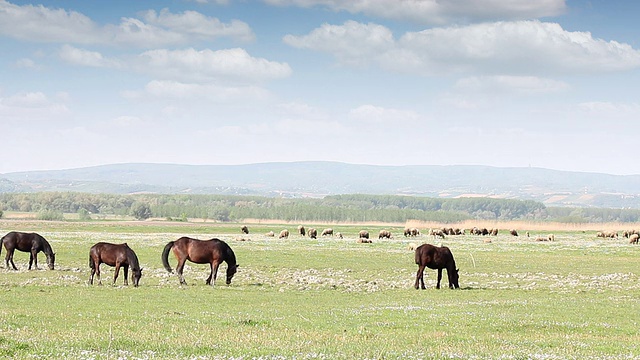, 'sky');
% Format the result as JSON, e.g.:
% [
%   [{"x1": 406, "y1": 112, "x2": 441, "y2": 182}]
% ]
[{"x1": 1, "y1": 0, "x2": 640, "y2": 175}]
